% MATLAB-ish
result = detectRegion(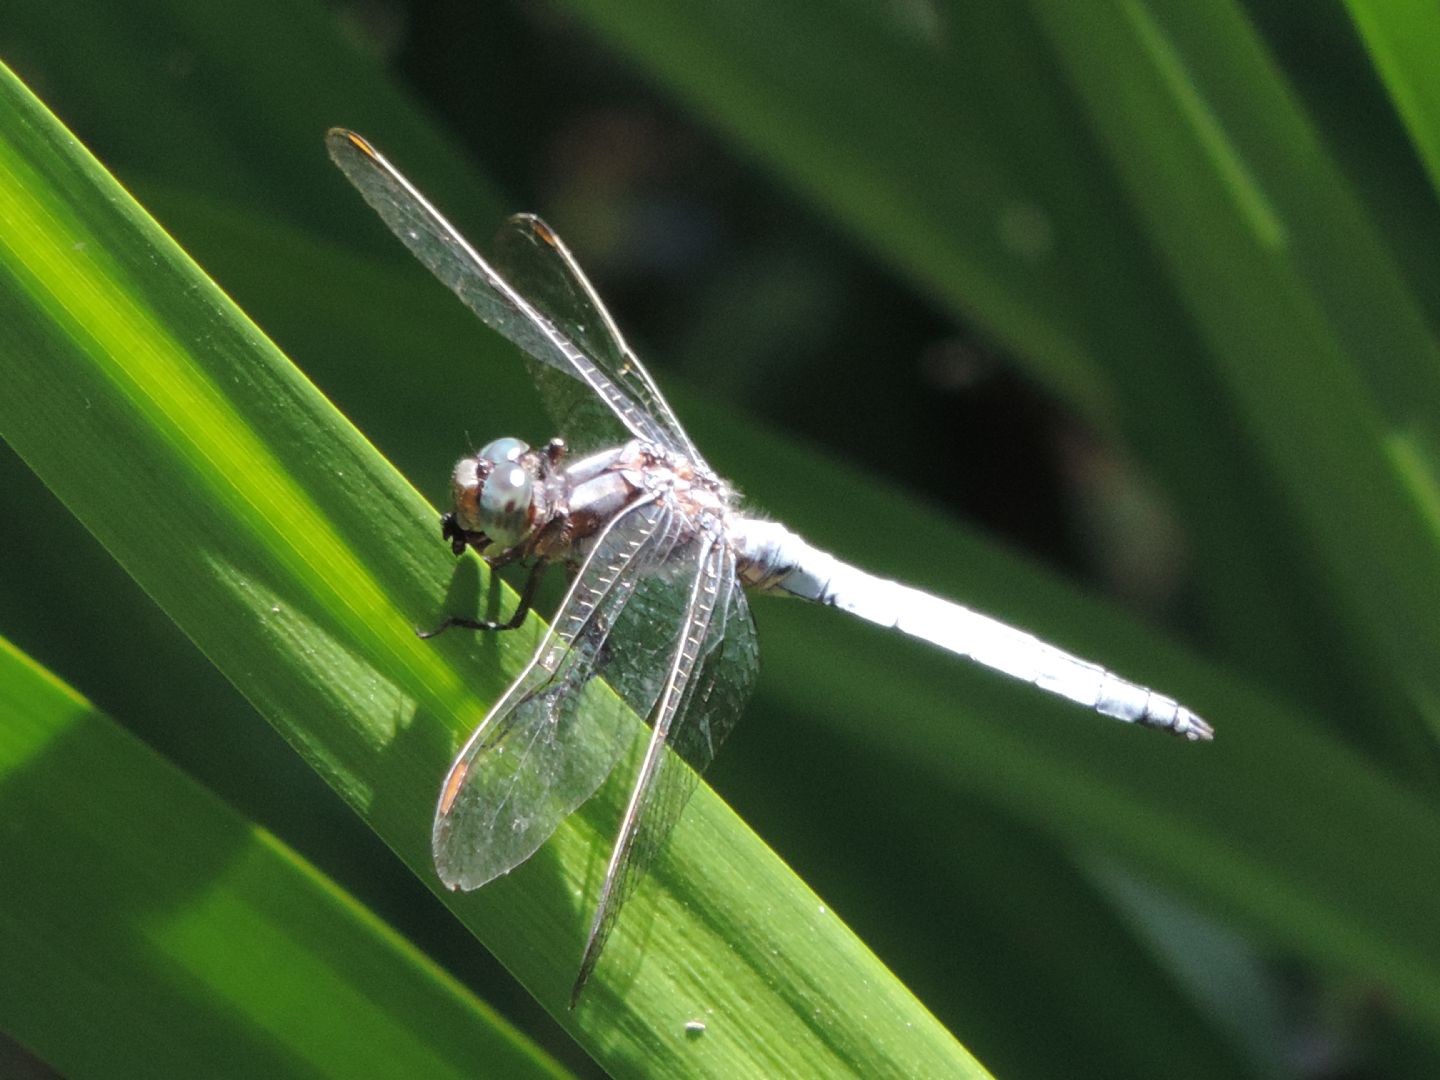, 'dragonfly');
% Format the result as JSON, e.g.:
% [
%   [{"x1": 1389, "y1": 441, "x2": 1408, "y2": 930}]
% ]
[{"x1": 327, "y1": 128, "x2": 1213, "y2": 1004}]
